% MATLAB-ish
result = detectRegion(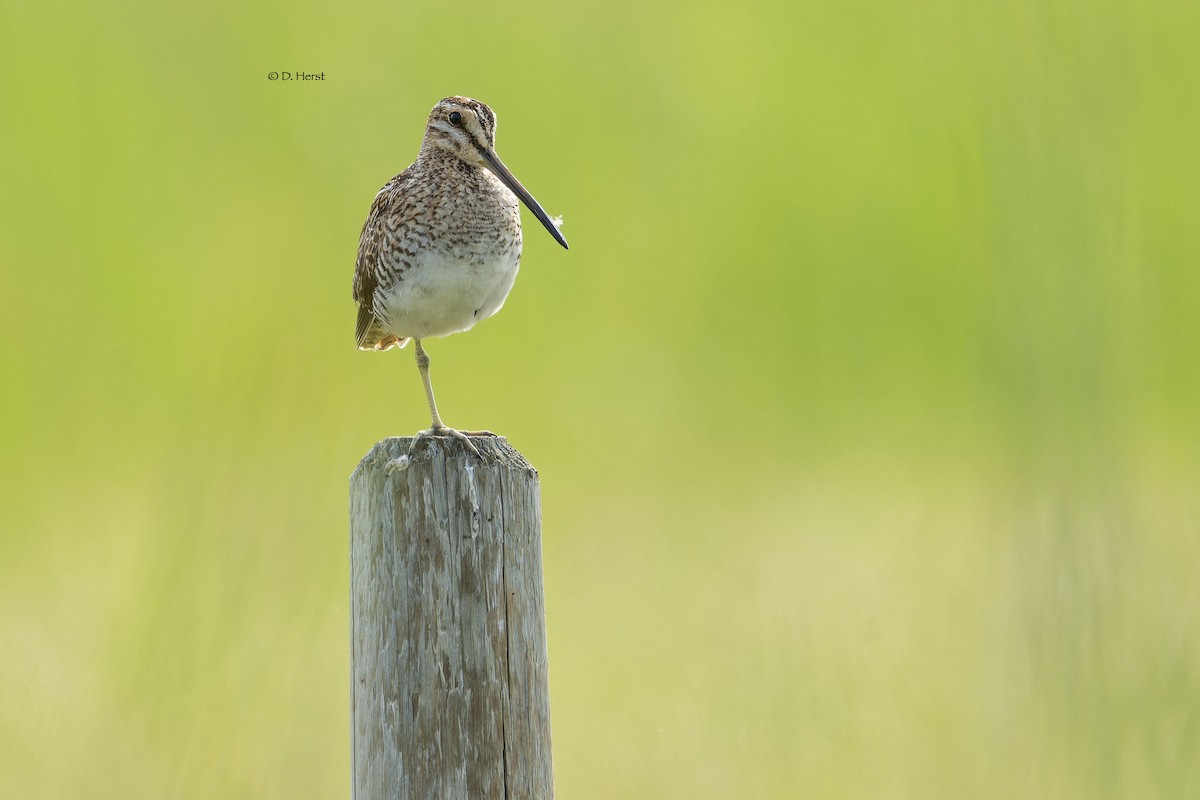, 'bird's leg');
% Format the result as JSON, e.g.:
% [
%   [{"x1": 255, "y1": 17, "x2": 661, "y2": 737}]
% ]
[
  {"x1": 414, "y1": 338, "x2": 448, "y2": 431},
  {"x1": 409, "y1": 338, "x2": 490, "y2": 456}
]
